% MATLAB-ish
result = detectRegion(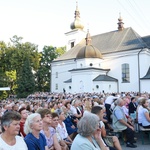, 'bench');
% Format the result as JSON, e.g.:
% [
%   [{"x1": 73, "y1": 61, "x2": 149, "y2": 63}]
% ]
[
  {"x1": 111, "y1": 129, "x2": 124, "y2": 145},
  {"x1": 139, "y1": 125, "x2": 150, "y2": 144}
]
